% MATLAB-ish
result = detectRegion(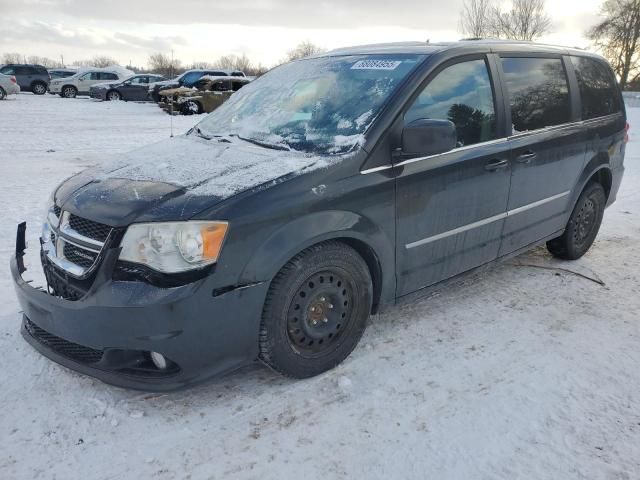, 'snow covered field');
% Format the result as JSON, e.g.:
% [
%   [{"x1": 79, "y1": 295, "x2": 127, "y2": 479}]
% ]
[{"x1": 1, "y1": 93, "x2": 639, "y2": 480}]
